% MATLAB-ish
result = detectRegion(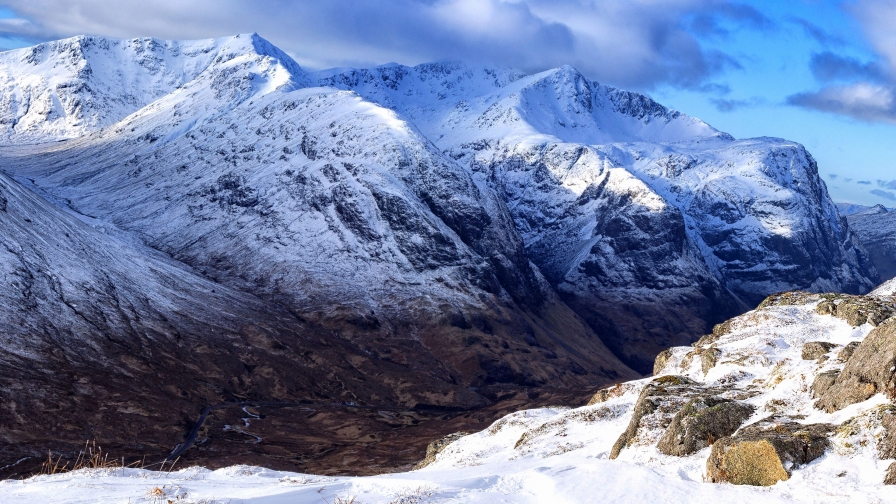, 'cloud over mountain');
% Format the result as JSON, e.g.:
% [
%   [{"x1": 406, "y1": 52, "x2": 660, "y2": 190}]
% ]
[{"x1": 0, "y1": 0, "x2": 766, "y2": 90}]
